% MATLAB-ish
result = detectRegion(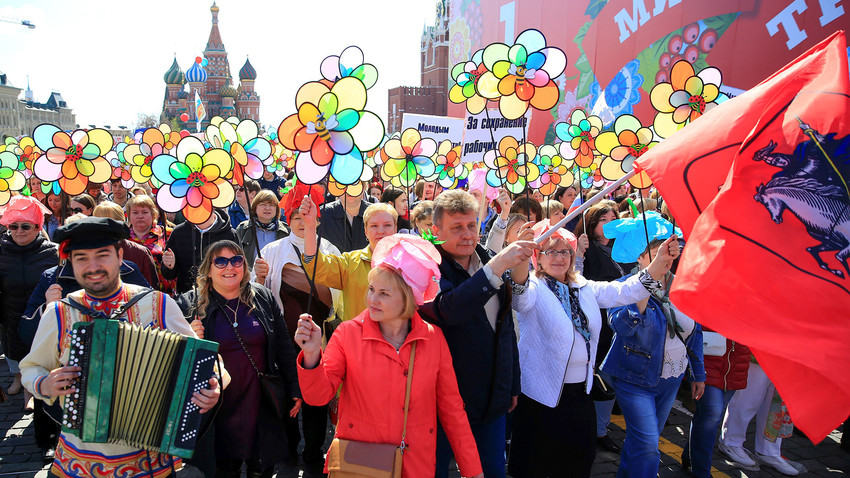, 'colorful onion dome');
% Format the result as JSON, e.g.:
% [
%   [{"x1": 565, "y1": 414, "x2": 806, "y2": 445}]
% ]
[
  {"x1": 239, "y1": 58, "x2": 256, "y2": 81},
  {"x1": 186, "y1": 60, "x2": 208, "y2": 83},
  {"x1": 219, "y1": 84, "x2": 237, "y2": 97},
  {"x1": 163, "y1": 58, "x2": 185, "y2": 85}
]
